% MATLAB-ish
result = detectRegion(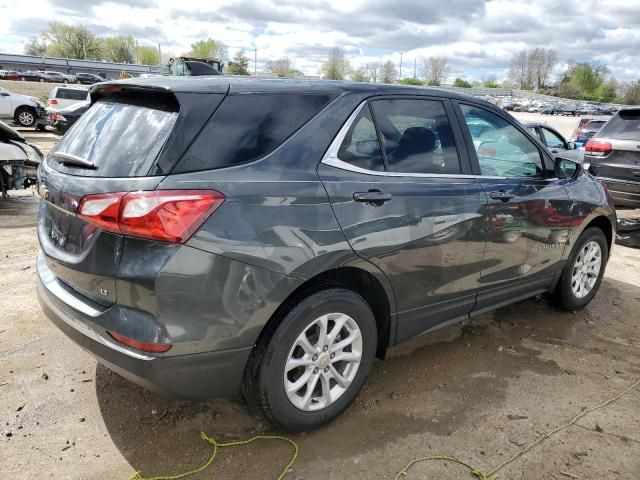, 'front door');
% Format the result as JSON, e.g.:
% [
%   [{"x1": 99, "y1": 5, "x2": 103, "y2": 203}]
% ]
[
  {"x1": 455, "y1": 102, "x2": 572, "y2": 313},
  {"x1": 318, "y1": 97, "x2": 487, "y2": 342}
]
